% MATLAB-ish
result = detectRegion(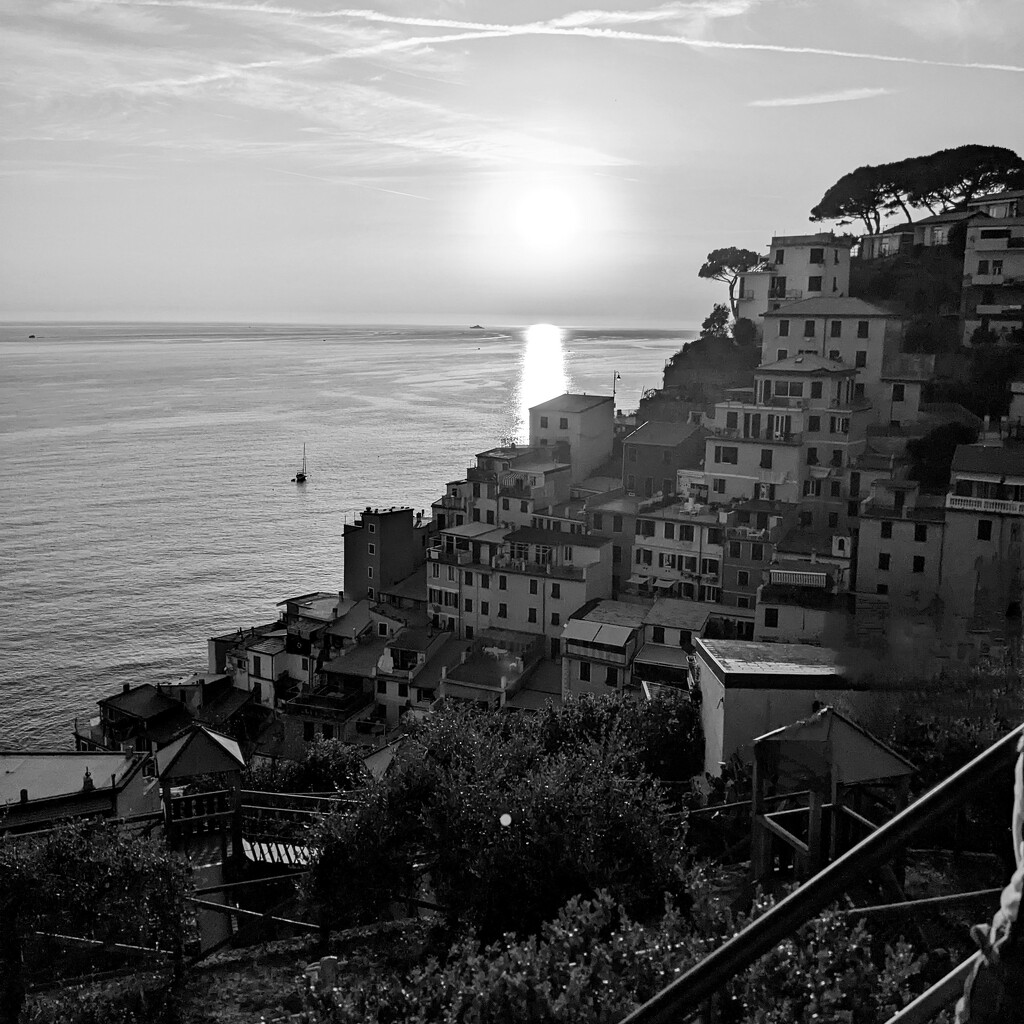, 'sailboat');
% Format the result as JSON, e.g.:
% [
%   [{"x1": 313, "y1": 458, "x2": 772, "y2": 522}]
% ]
[{"x1": 293, "y1": 445, "x2": 308, "y2": 484}]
